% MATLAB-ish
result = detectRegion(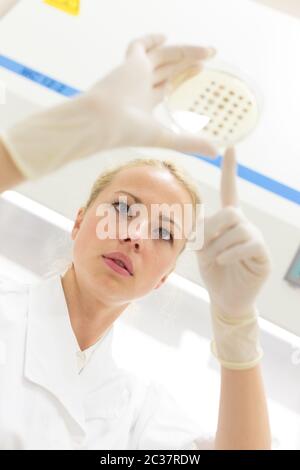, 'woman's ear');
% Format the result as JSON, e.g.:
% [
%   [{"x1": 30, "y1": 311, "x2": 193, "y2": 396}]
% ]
[
  {"x1": 154, "y1": 276, "x2": 168, "y2": 290},
  {"x1": 71, "y1": 207, "x2": 86, "y2": 240},
  {"x1": 154, "y1": 263, "x2": 175, "y2": 290}
]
